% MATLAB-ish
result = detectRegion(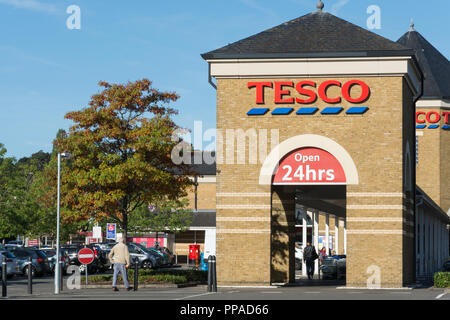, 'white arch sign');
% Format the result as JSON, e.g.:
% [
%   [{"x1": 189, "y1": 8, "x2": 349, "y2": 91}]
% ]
[{"x1": 259, "y1": 134, "x2": 359, "y2": 185}]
